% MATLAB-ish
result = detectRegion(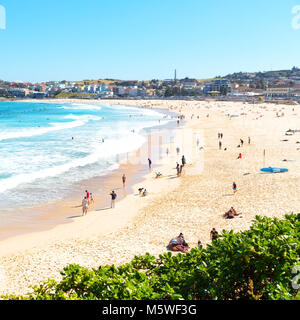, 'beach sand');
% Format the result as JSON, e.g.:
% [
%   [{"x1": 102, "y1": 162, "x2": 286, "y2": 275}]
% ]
[{"x1": 1, "y1": 99, "x2": 300, "y2": 296}]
